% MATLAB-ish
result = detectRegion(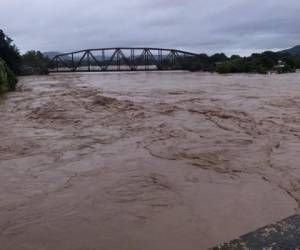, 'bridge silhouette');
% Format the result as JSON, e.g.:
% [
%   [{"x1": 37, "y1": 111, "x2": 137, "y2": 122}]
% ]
[{"x1": 48, "y1": 47, "x2": 200, "y2": 72}]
